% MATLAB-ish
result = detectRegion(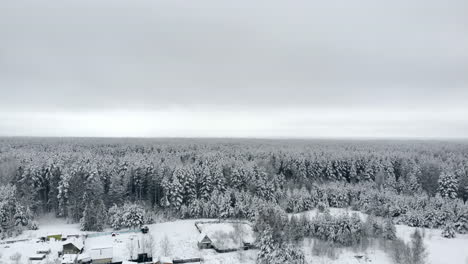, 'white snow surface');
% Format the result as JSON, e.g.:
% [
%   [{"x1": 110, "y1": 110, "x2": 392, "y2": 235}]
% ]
[
  {"x1": 293, "y1": 208, "x2": 468, "y2": 264},
  {"x1": 1, "y1": 211, "x2": 468, "y2": 264}
]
